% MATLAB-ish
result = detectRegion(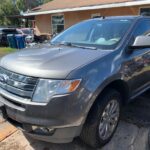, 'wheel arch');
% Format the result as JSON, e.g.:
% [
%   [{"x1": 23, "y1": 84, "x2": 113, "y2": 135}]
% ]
[
  {"x1": 84, "y1": 79, "x2": 130, "y2": 124},
  {"x1": 80, "y1": 80, "x2": 128, "y2": 147},
  {"x1": 101, "y1": 79, "x2": 130, "y2": 105}
]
